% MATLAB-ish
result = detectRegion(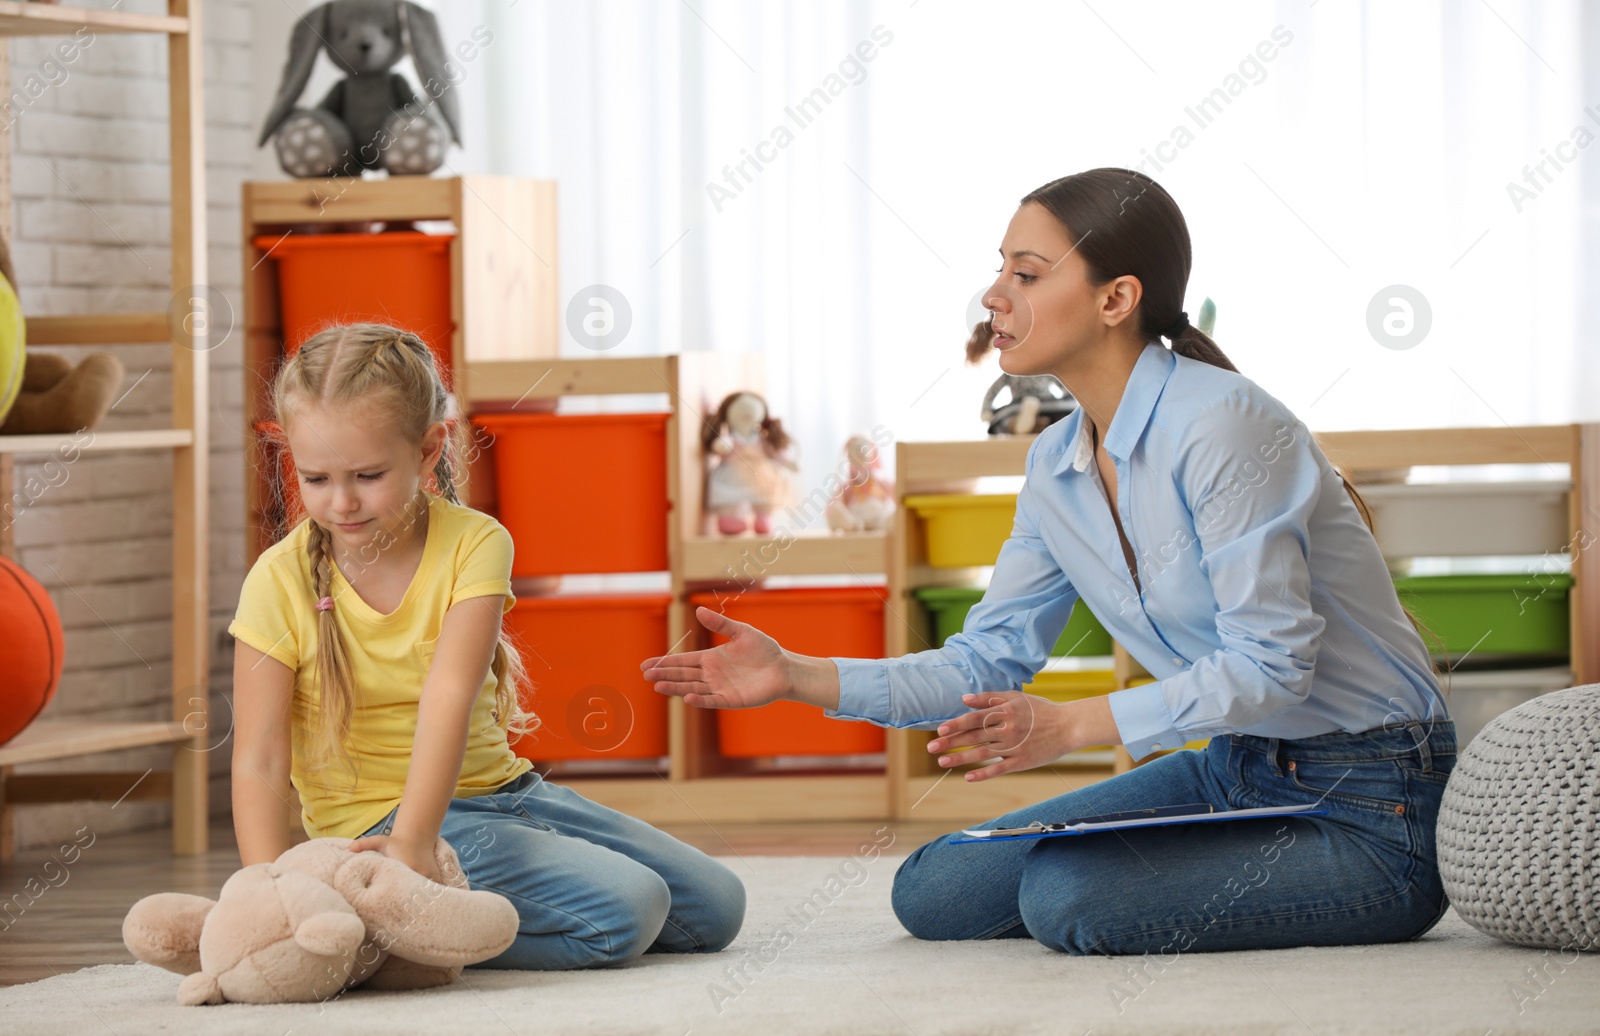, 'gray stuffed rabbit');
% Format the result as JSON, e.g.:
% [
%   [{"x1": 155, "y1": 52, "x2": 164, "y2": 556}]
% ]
[{"x1": 259, "y1": 0, "x2": 465, "y2": 178}]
